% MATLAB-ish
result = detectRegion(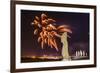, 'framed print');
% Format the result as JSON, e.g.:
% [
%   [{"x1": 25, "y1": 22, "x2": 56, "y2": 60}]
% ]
[{"x1": 11, "y1": 0, "x2": 96, "y2": 72}]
